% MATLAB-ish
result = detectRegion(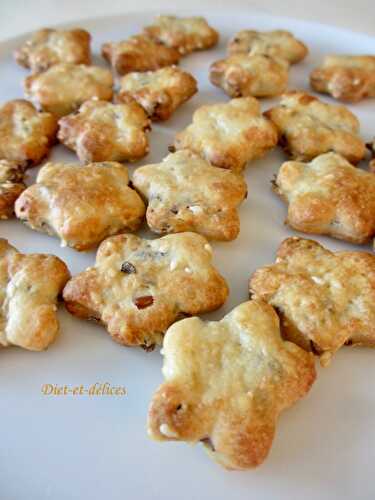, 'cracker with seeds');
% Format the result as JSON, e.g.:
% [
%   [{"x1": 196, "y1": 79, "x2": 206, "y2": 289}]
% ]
[
  {"x1": 210, "y1": 54, "x2": 288, "y2": 98},
  {"x1": 117, "y1": 66, "x2": 197, "y2": 121},
  {"x1": 133, "y1": 150, "x2": 247, "y2": 240},
  {"x1": 63, "y1": 232, "x2": 228, "y2": 349},
  {"x1": 173, "y1": 97, "x2": 278, "y2": 172},
  {"x1": 15, "y1": 161, "x2": 145, "y2": 251},
  {"x1": 273, "y1": 152, "x2": 375, "y2": 244},
  {"x1": 310, "y1": 55, "x2": 375, "y2": 102},
  {"x1": 250, "y1": 237, "x2": 375, "y2": 366},
  {"x1": 144, "y1": 15, "x2": 219, "y2": 55},
  {"x1": 265, "y1": 91, "x2": 366, "y2": 164},
  {"x1": 228, "y1": 29, "x2": 308, "y2": 64},
  {"x1": 24, "y1": 63, "x2": 113, "y2": 117},
  {"x1": 58, "y1": 99, "x2": 150, "y2": 162},
  {"x1": 148, "y1": 299, "x2": 316, "y2": 469},
  {"x1": 101, "y1": 35, "x2": 180, "y2": 75},
  {"x1": 14, "y1": 28, "x2": 91, "y2": 72},
  {"x1": 0, "y1": 238, "x2": 70, "y2": 351},
  {"x1": 0, "y1": 99, "x2": 57, "y2": 167}
]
